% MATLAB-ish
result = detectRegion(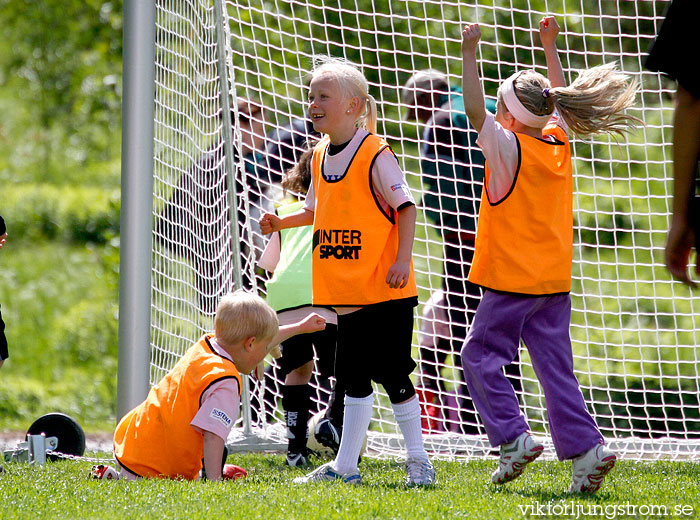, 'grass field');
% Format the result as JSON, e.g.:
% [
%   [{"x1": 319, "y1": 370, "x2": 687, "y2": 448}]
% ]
[{"x1": 1, "y1": 453, "x2": 699, "y2": 519}]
